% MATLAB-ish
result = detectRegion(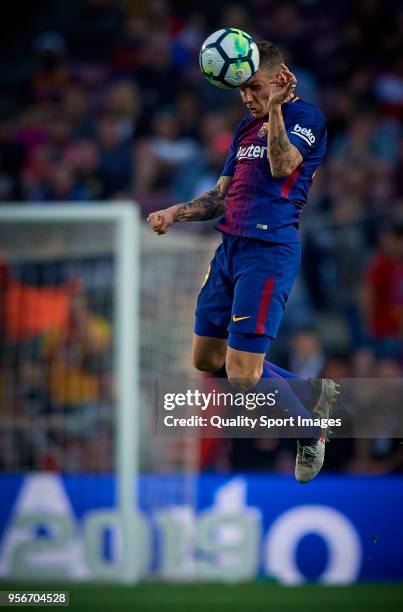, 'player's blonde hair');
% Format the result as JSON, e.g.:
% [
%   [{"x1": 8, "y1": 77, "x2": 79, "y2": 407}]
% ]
[{"x1": 257, "y1": 41, "x2": 284, "y2": 74}]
